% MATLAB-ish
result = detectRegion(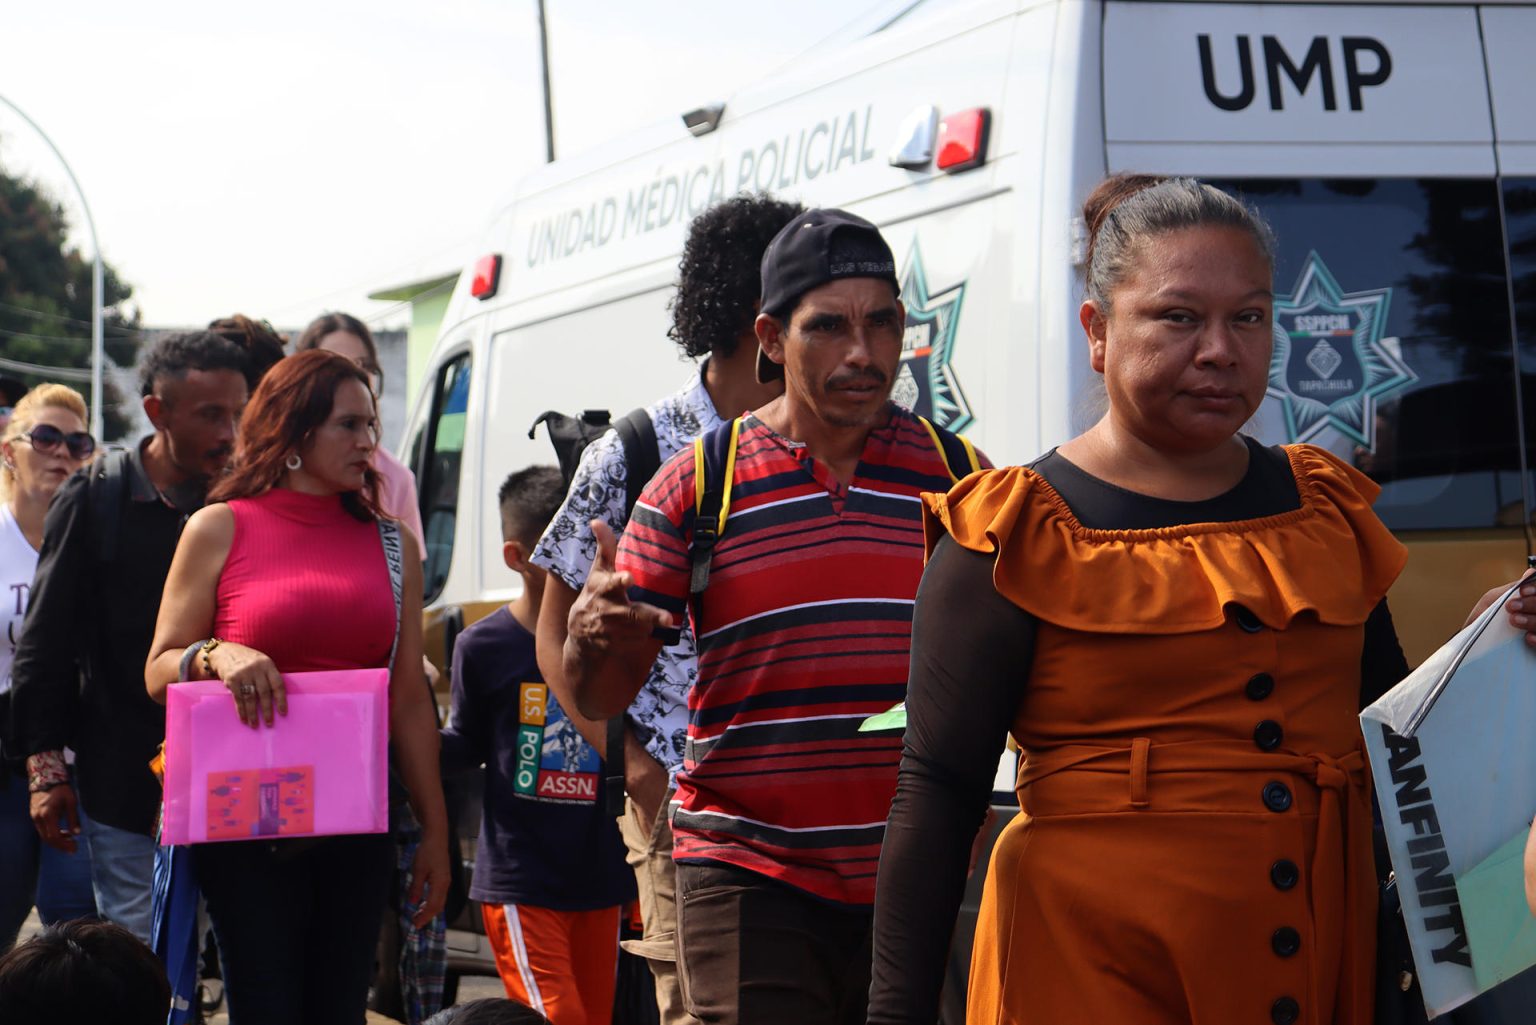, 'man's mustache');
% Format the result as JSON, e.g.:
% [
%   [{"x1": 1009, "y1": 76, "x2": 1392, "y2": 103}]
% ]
[{"x1": 828, "y1": 369, "x2": 888, "y2": 389}]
